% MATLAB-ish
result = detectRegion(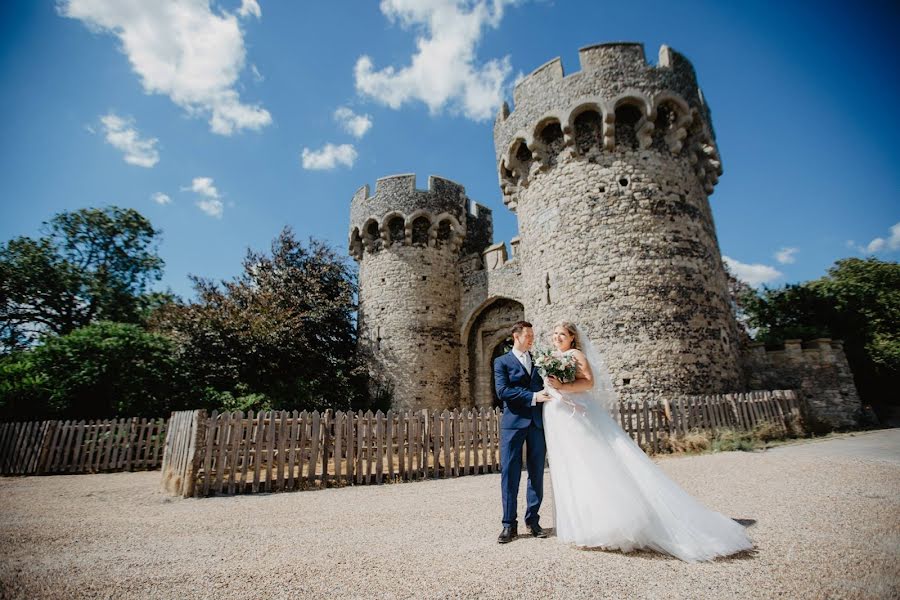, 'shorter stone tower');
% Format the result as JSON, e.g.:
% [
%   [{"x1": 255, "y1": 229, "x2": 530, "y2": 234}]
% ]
[{"x1": 349, "y1": 175, "x2": 492, "y2": 410}]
